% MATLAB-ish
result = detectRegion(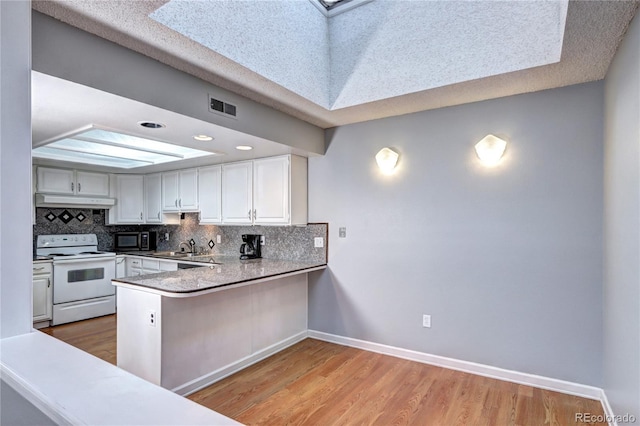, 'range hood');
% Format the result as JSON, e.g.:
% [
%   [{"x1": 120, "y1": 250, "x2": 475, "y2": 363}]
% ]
[{"x1": 35, "y1": 193, "x2": 116, "y2": 209}]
